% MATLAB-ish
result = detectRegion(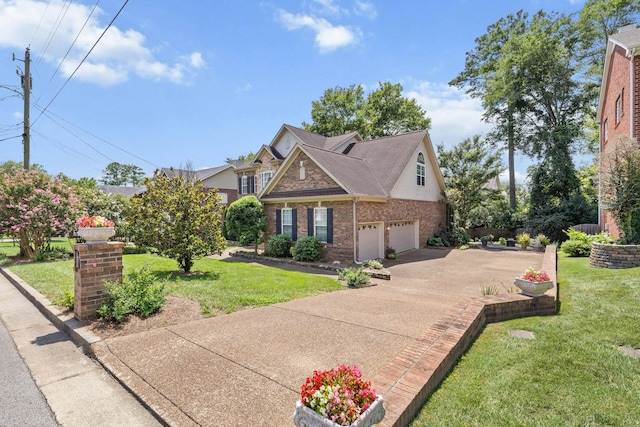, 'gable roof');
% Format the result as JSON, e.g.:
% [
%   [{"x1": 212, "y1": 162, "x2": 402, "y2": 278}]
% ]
[
  {"x1": 161, "y1": 164, "x2": 234, "y2": 181},
  {"x1": 268, "y1": 124, "x2": 362, "y2": 151},
  {"x1": 597, "y1": 25, "x2": 640, "y2": 122},
  {"x1": 261, "y1": 130, "x2": 445, "y2": 200}
]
